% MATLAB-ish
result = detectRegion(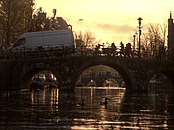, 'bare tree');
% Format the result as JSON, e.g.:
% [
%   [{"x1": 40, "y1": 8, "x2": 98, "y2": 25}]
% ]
[
  {"x1": 74, "y1": 30, "x2": 100, "y2": 49},
  {"x1": 159, "y1": 22, "x2": 167, "y2": 46},
  {"x1": 141, "y1": 23, "x2": 167, "y2": 57},
  {"x1": 0, "y1": 0, "x2": 34, "y2": 48}
]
